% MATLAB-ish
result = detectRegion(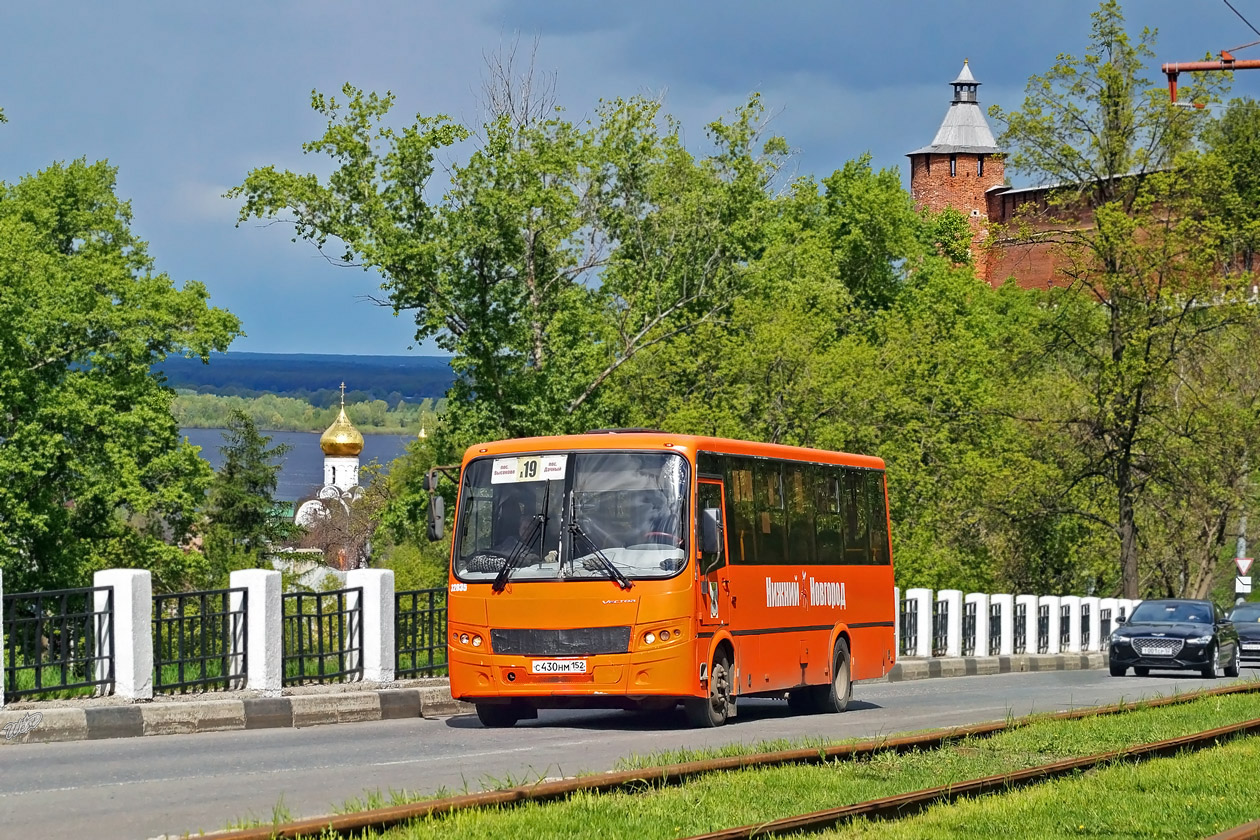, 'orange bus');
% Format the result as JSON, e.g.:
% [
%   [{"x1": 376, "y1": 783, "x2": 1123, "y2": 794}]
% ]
[{"x1": 429, "y1": 430, "x2": 896, "y2": 727}]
